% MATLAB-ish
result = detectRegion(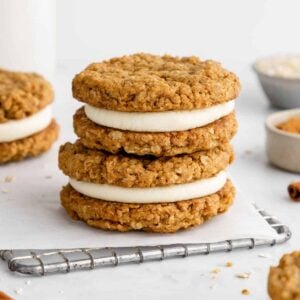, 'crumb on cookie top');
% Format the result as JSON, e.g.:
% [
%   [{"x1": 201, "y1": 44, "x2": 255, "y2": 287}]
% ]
[
  {"x1": 0, "y1": 69, "x2": 53, "y2": 123},
  {"x1": 72, "y1": 53, "x2": 240, "y2": 112}
]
